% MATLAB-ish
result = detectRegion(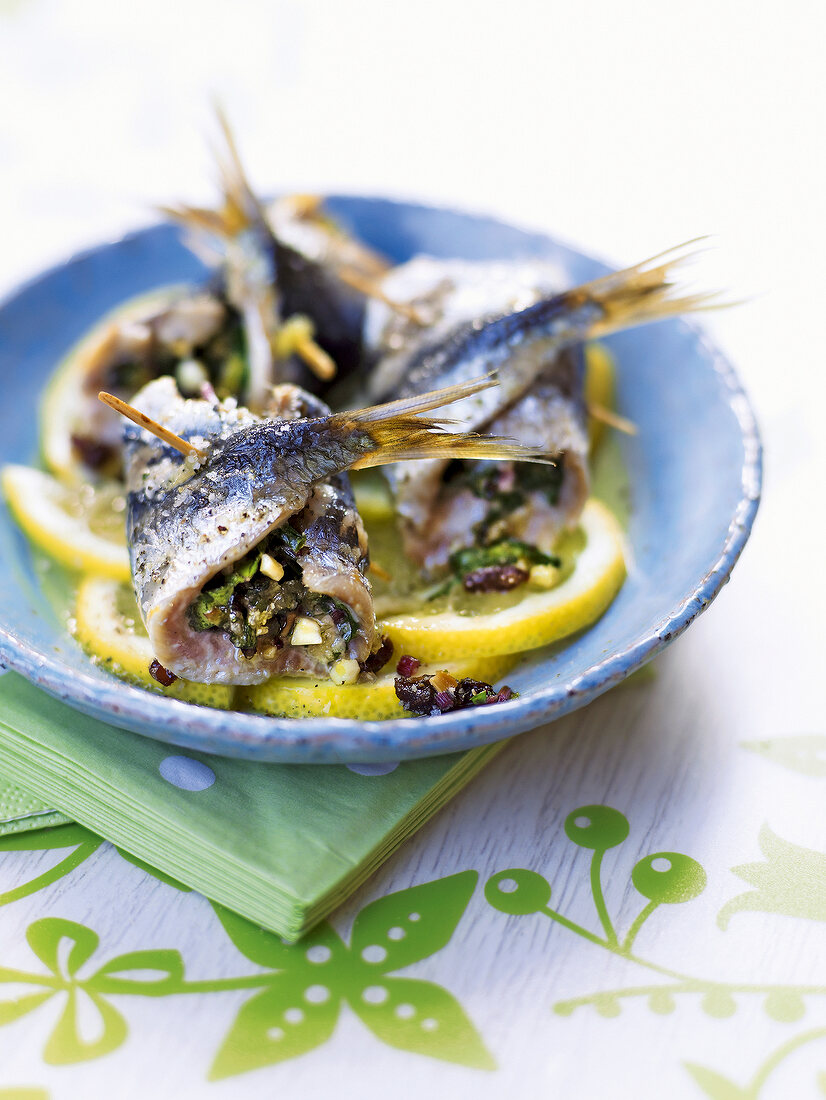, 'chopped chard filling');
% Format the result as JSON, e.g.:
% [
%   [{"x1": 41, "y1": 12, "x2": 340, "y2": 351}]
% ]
[
  {"x1": 188, "y1": 523, "x2": 360, "y2": 661},
  {"x1": 395, "y1": 671, "x2": 517, "y2": 715},
  {"x1": 429, "y1": 538, "x2": 561, "y2": 599},
  {"x1": 455, "y1": 458, "x2": 566, "y2": 543}
]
